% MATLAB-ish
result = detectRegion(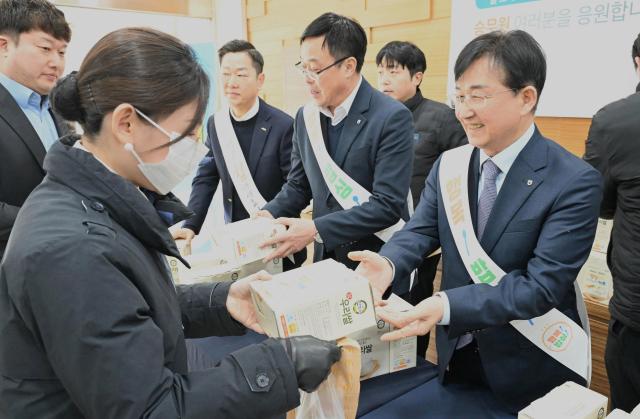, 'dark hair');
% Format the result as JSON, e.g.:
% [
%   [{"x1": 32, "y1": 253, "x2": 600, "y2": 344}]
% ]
[
  {"x1": 633, "y1": 33, "x2": 640, "y2": 68},
  {"x1": 0, "y1": 0, "x2": 70, "y2": 42},
  {"x1": 454, "y1": 30, "x2": 546, "y2": 109},
  {"x1": 218, "y1": 39, "x2": 264, "y2": 74},
  {"x1": 300, "y1": 12, "x2": 367, "y2": 73},
  {"x1": 51, "y1": 27, "x2": 209, "y2": 141},
  {"x1": 376, "y1": 41, "x2": 427, "y2": 77}
]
